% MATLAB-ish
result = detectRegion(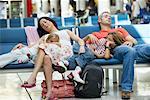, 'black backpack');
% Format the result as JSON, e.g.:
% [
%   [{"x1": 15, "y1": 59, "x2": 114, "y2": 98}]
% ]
[{"x1": 75, "y1": 64, "x2": 104, "y2": 98}]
